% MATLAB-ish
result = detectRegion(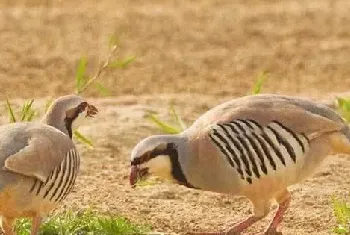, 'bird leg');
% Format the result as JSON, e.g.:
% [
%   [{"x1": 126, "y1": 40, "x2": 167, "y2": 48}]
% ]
[
  {"x1": 185, "y1": 215, "x2": 263, "y2": 235},
  {"x1": 224, "y1": 215, "x2": 262, "y2": 234},
  {"x1": 263, "y1": 192, "x2": 291, "y2": 235},
  {"x1": 2, "y1": 217, "x2": 14, "y2": 235},
  {"x1": 30, "y1": 216, "x2": 42, "y2": 235}
]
